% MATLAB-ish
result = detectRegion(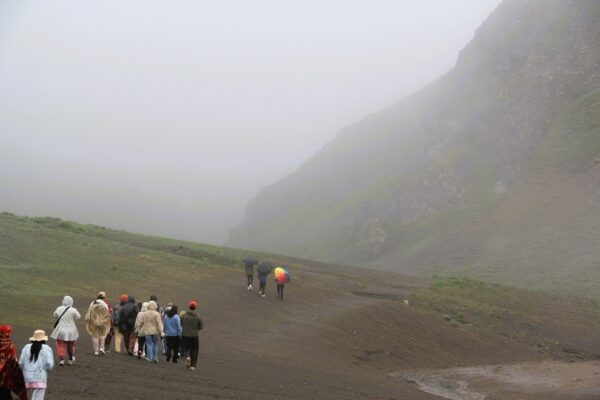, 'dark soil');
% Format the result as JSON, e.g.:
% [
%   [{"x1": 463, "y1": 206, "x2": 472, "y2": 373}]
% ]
[{"x1": 8, "y1": 262, "x2": 600, "y2": 399}]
